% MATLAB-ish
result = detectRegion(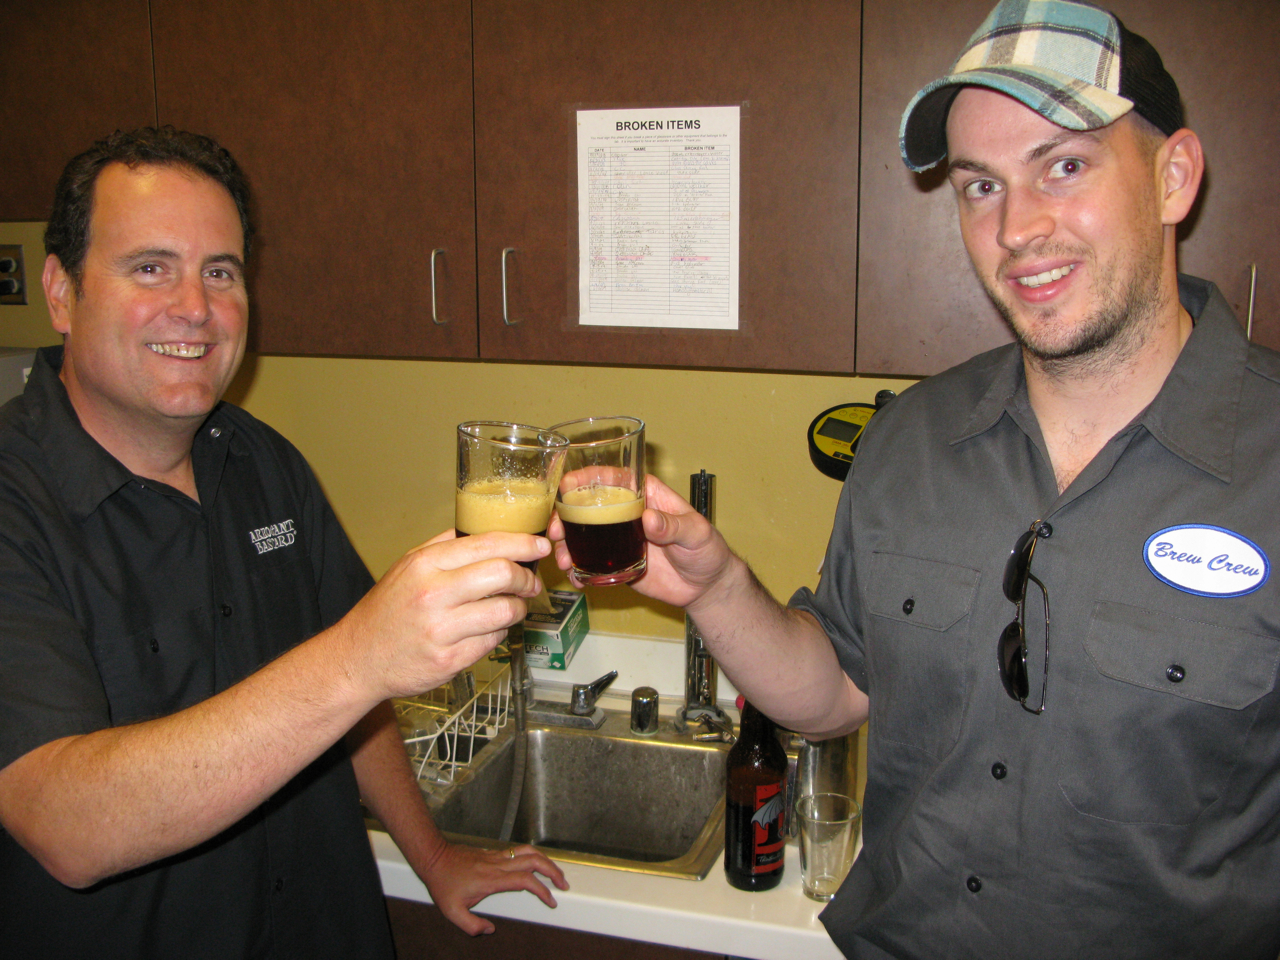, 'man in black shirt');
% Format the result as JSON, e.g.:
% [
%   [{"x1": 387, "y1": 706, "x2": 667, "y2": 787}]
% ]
[{"x1": 0, "y1": 127, "x2": 565, "y2": 958}]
